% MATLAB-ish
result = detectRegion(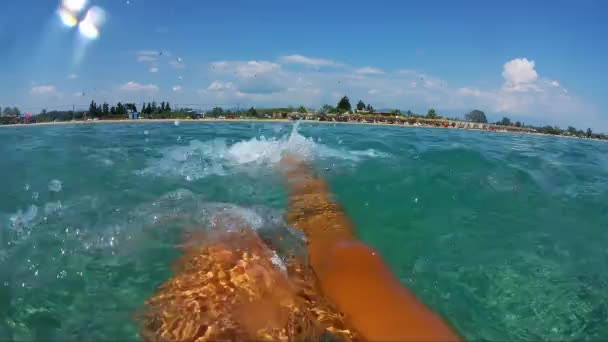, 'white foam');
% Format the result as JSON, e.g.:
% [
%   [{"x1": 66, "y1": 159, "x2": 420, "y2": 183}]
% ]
[
  {"x1": 140, "y1": 122, "x2": 388, "y2": 181},
  {"x1": 9, "y1": 205, "x2": 39, "y2": 230},
  {"x1": 44, "y1": 201, "x2": 64, "y2": 216}
]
